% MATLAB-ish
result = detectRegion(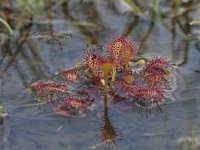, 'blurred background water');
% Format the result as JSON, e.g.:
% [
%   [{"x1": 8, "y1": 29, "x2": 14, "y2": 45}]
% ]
[{"x1": 0, "y1": 0, "x2": 200, "y2": 149}]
